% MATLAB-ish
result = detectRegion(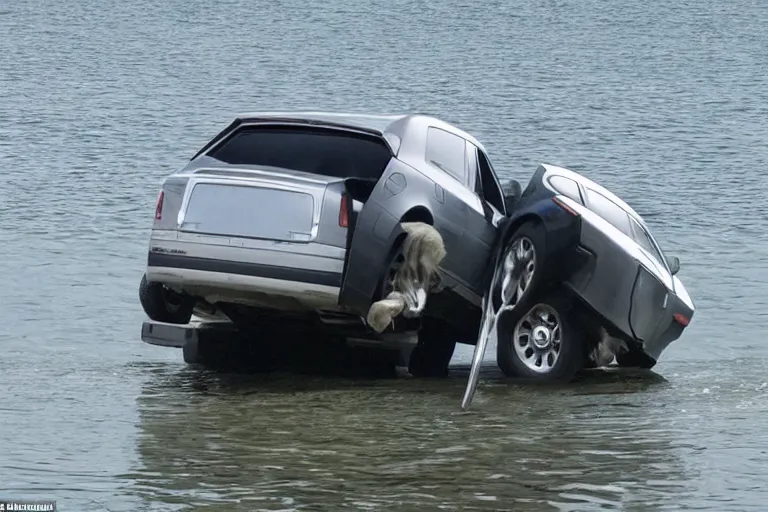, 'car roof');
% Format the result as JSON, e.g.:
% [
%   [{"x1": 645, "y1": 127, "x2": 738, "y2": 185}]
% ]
[
  {"x1": 232, "y1": 111, "x2": 488, "y2": 154},
  {"x1": 235, "y1": 111, "x2": 407, "y2": 133},
  {"x1": 540, "y1": 163, "x2": 647, "y2": 226}
]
